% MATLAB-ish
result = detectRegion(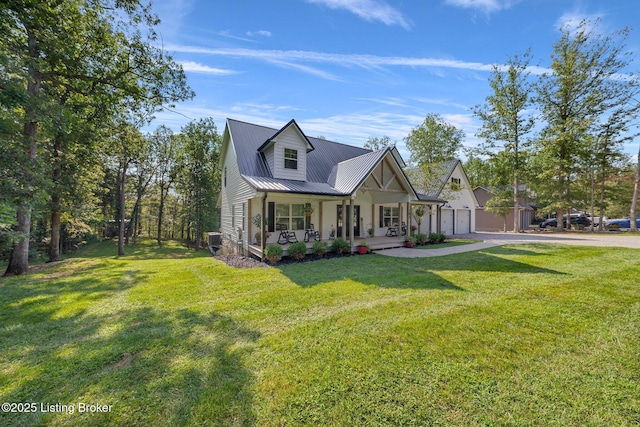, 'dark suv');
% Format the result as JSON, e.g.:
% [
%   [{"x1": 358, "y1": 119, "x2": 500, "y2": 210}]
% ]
[{"x1": 539, "y1": 215, "x2": 591, "y2": 229}]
